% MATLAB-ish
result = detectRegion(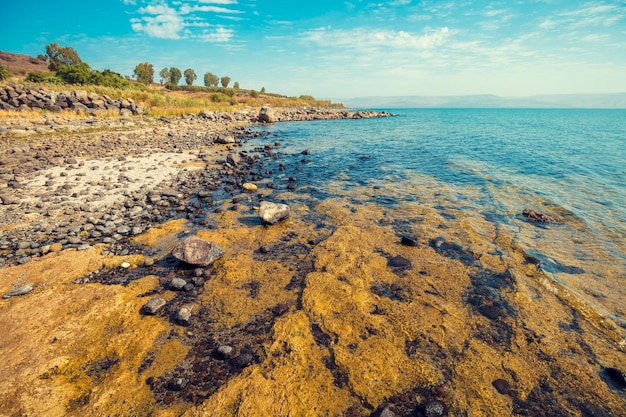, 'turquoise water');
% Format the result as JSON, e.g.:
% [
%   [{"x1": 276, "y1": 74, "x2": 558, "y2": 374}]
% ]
[{"x1": 250, "y1": 108, "x2": 626, "y2": 337}]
